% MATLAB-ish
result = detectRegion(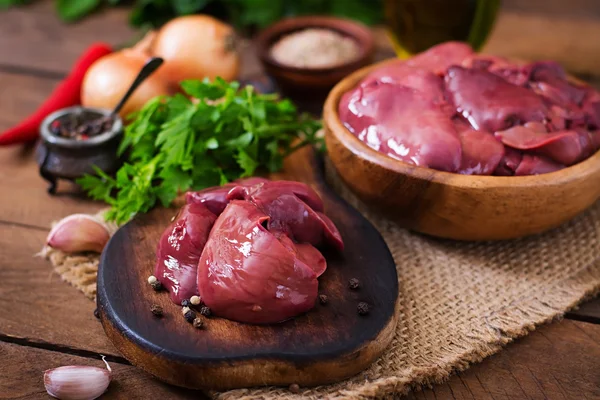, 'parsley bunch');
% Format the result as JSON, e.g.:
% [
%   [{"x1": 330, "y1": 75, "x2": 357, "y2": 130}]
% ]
[{"x1": 77, "y1": 78, "x2": 322, "y2": 224}]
